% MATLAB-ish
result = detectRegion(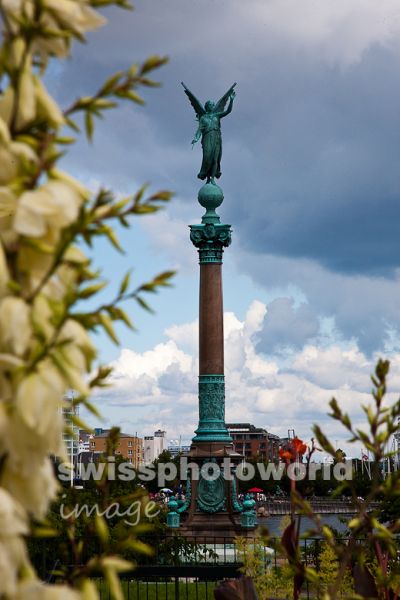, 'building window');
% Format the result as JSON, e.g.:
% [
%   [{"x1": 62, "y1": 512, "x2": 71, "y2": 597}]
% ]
[
  {"x1": 128, "y1": 450, "x2": 132, "y2": 455},
  {"x1": 128, "y1": 441, "x2": 132, "y2": 447},
  {"x1": 91, "y1": 442, "x2": 95, "y2": 448}
]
